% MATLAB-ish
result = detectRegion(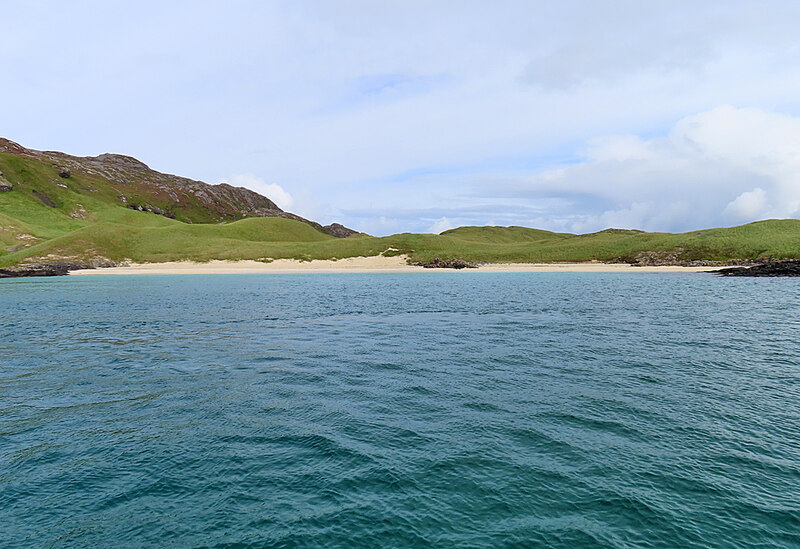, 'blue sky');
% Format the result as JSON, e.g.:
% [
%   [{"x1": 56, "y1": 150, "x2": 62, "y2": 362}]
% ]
[{"x1": 4, "y1": 1, "x2": 800, "y2": 234}]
